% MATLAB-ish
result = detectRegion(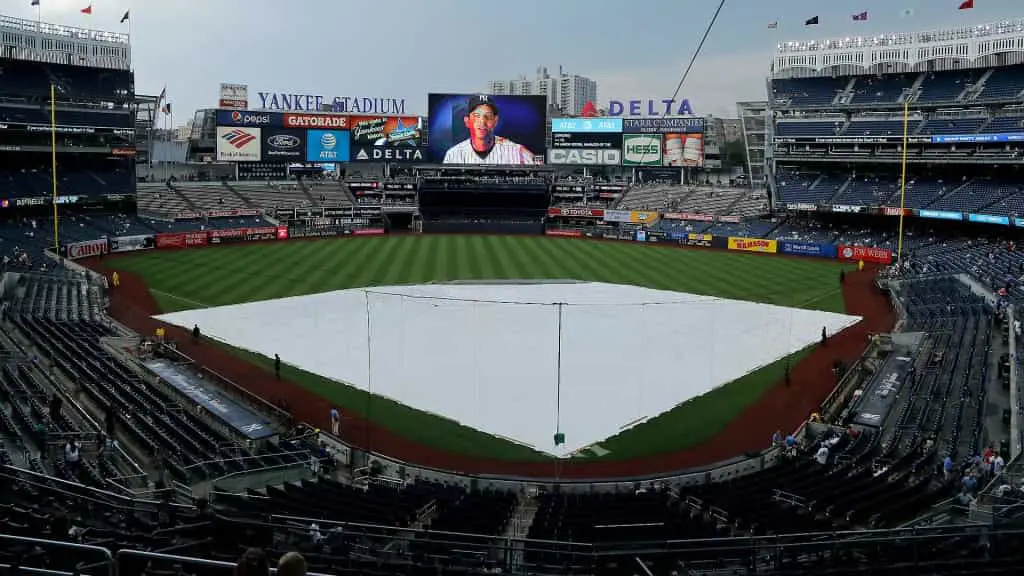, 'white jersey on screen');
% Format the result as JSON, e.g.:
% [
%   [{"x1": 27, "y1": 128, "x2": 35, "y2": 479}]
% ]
[{"x1": 442, "y1": 137, "x2": 537, "y2": 165}]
